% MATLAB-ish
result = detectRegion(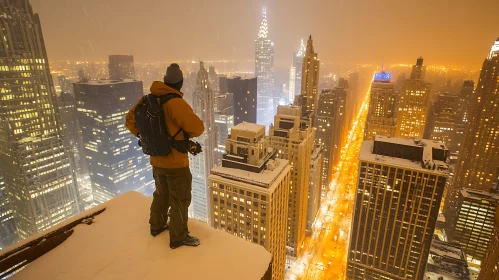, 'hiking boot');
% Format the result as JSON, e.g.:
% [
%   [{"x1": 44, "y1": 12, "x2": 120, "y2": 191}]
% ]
[
  {"x1": 170, "y1": 235, "x2": 200, "y2": 249},
  {"x1": 150, "y1": 223, "x2": 169, "y2": 237}
]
